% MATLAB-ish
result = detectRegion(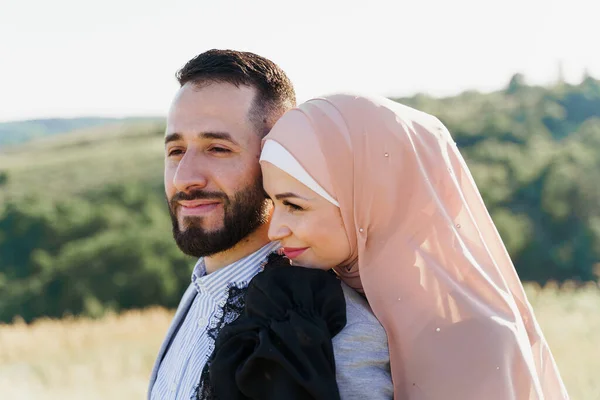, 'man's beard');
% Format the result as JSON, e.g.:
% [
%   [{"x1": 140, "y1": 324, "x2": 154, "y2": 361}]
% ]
[{"x1": 168, "y1": 179, "x2": 270, "y2": 258}]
